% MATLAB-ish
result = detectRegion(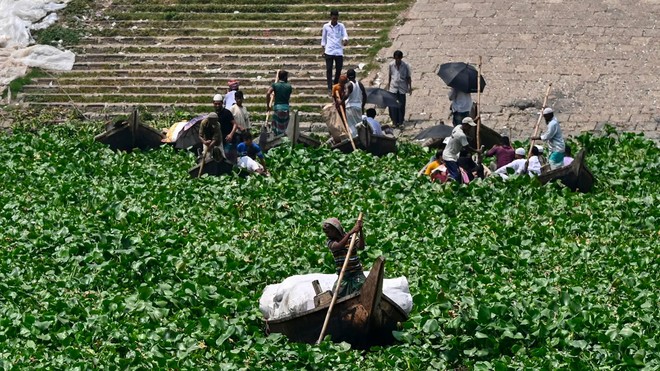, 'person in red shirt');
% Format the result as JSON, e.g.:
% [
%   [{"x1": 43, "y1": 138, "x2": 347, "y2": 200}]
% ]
[{"x1": 485, "y1": 136, "x2": 515, "y2": 169}]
